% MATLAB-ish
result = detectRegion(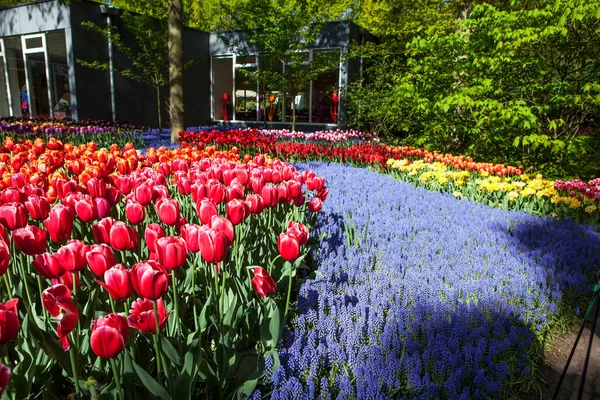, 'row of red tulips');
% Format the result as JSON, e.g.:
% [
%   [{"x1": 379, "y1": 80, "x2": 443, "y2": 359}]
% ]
[{"x1": 0, "y1": 139, "x2": 327, "y2": 399}]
